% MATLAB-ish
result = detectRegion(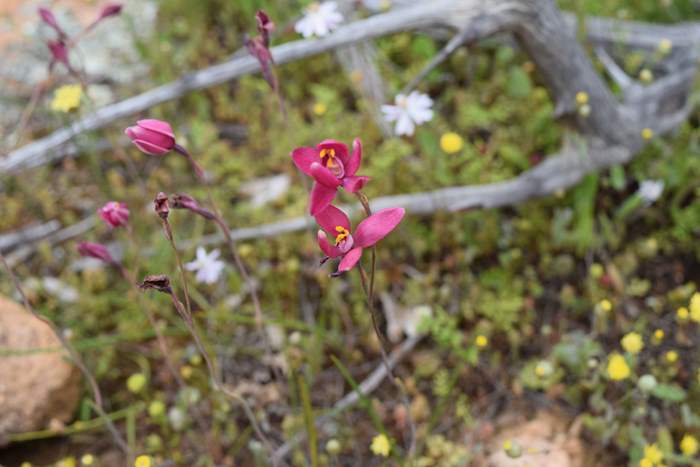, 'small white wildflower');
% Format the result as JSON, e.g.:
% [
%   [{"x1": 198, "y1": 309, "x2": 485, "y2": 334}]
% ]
[
  {"x1": 295, "y1": 2, "x2": 343, "y2": 38},
  {"x1": 637, "y1": 179, "x2": 664, "y2": 205},
  {"x1": 381, "y1": 91, "x2": 434, "y2": 136},
  {"x1": 185, "y1": 247, "x2": 225, "y2": 284}
]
